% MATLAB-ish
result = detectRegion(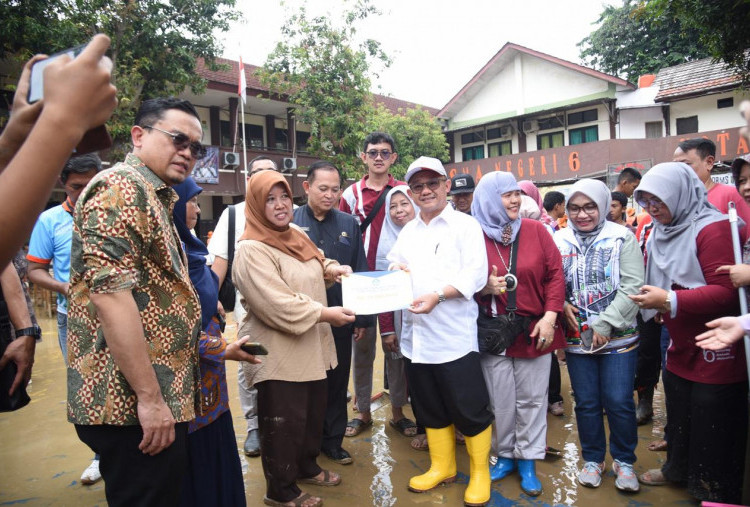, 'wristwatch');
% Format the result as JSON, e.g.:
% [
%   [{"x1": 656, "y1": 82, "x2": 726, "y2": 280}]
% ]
[
  {"x1": 435, "y1": 290, "x2": 446, "y2": 304},
  {"x1": 15, "y1": 325, "x2": 41, "y2": 340}
]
